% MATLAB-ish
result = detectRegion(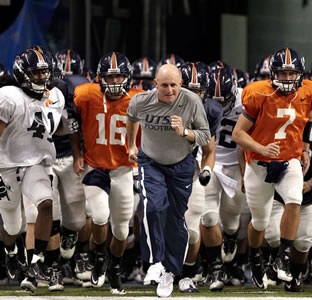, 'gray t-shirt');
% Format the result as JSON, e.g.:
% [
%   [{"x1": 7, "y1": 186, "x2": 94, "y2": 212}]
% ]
[{"x1": 127, "y1": 87, "x2": 211, "y2": 165}]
